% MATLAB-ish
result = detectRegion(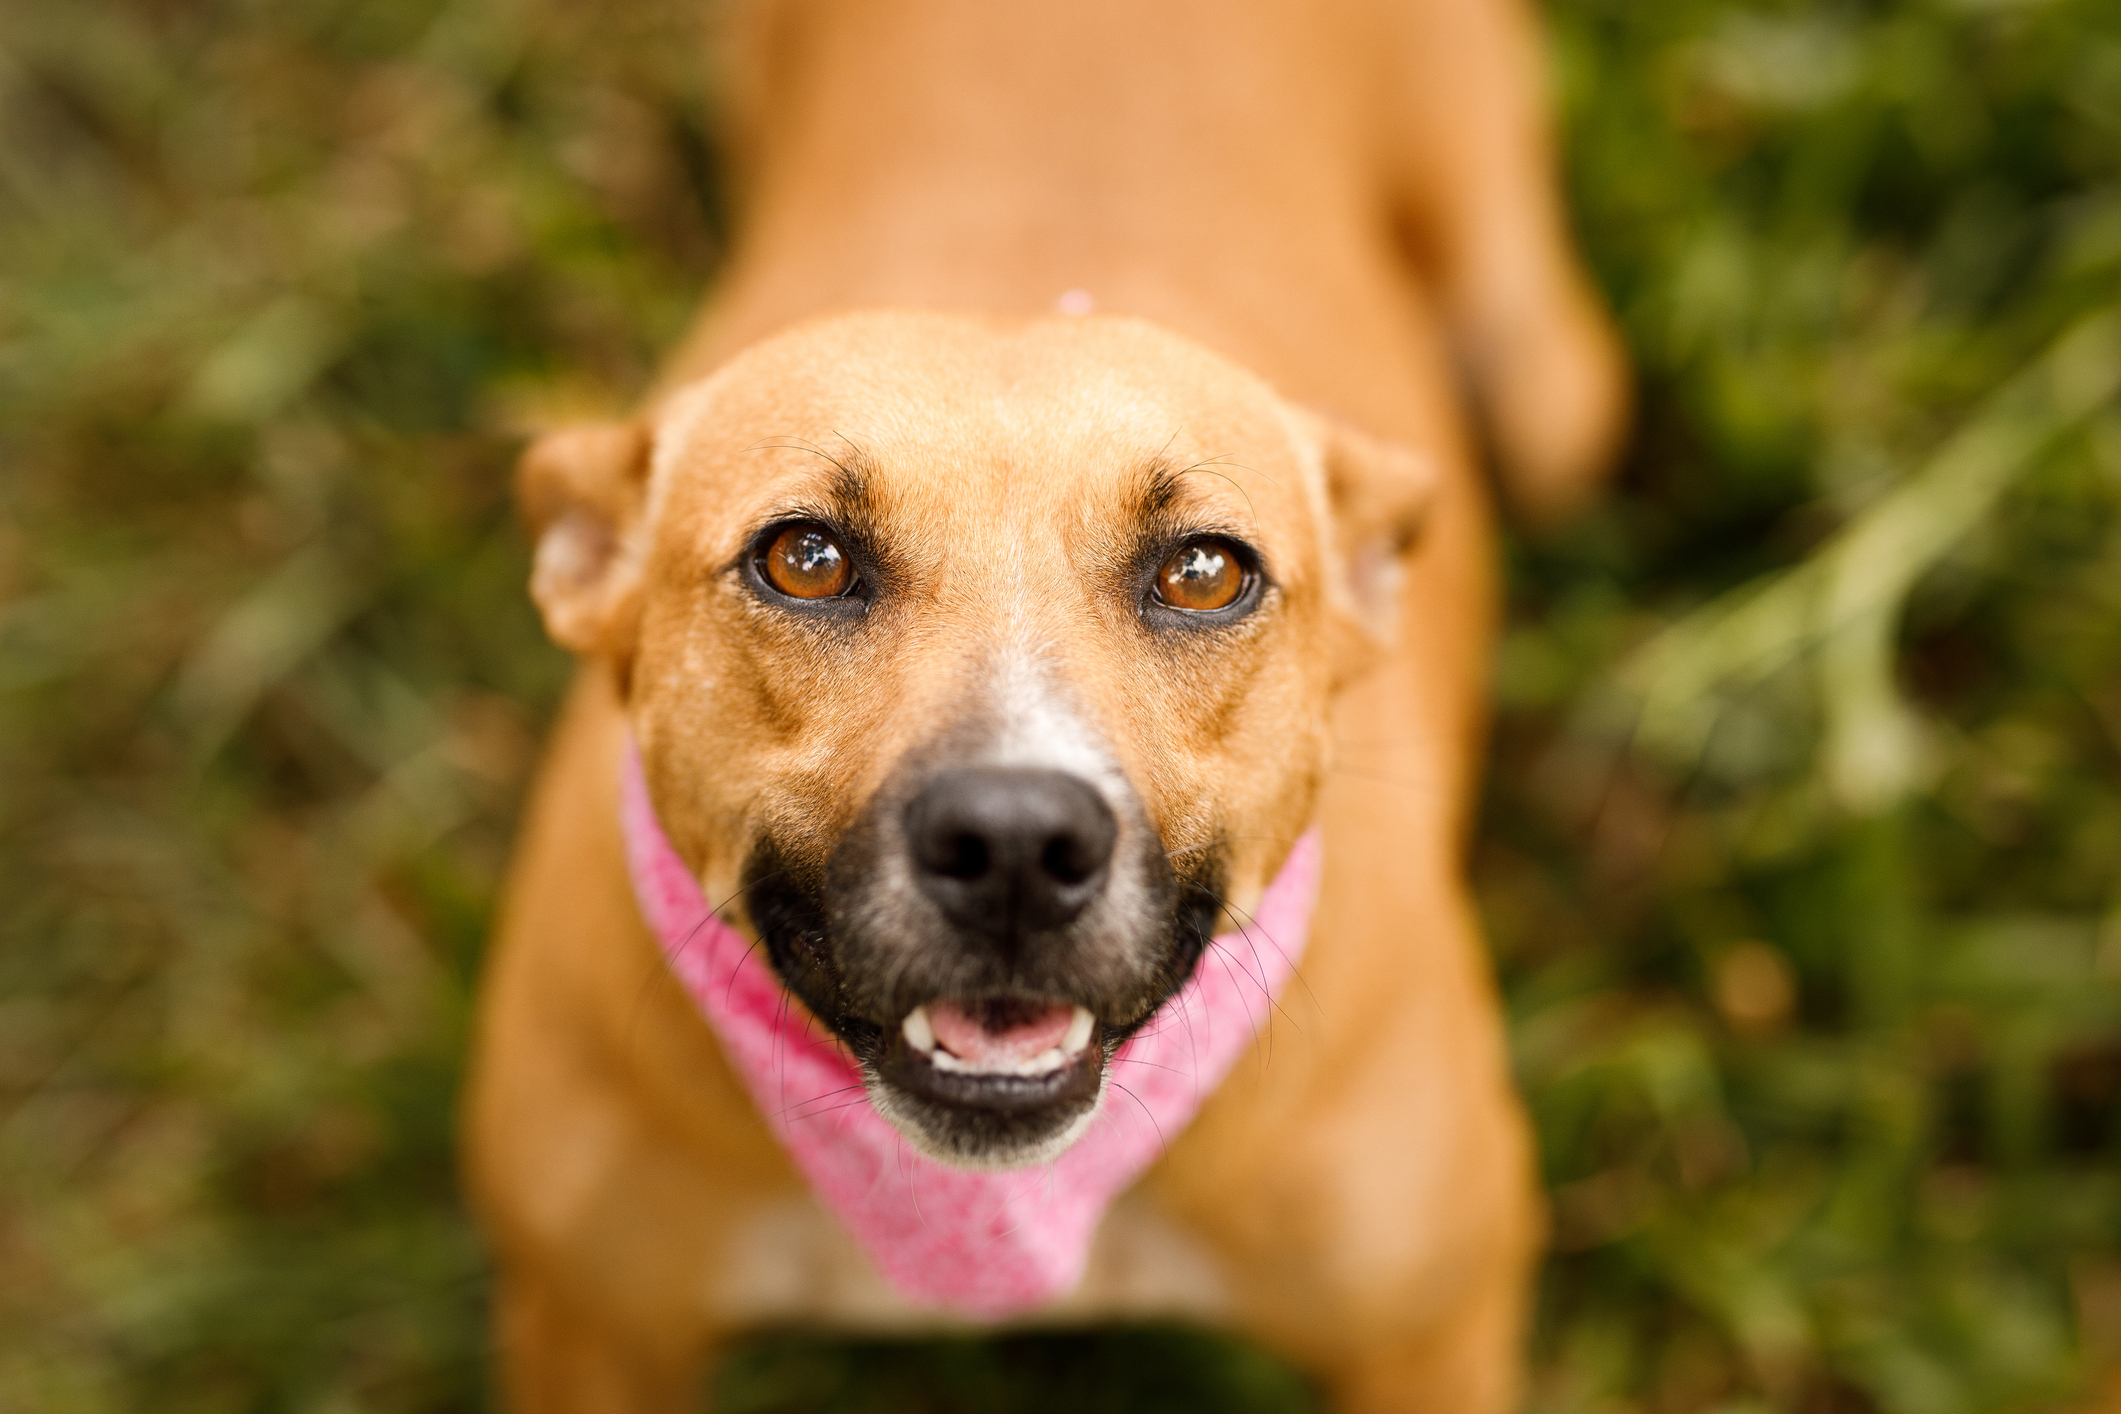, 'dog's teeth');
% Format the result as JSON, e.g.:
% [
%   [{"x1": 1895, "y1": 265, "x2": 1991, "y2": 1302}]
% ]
[
  {"x1": 902, "y1": 1006, "x2": 936, "y2": 1053},
  {"x1": 1063, "y1": 1006, "x2": 1095, "y2": 1055},
  {"x1": 933, "y1": 1046, "x2": 1070, "y2": 1077}
]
